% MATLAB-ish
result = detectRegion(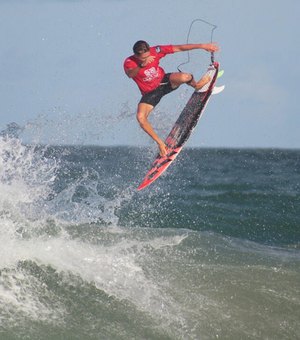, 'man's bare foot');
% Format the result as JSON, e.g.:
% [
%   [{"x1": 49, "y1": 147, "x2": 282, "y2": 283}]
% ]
[
  {"x1": 194, "y1": 75, "x2": 211, "y2": 91},
  {"x1": 158, "y1": 142, "x2": 167, "y2": 157}
]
